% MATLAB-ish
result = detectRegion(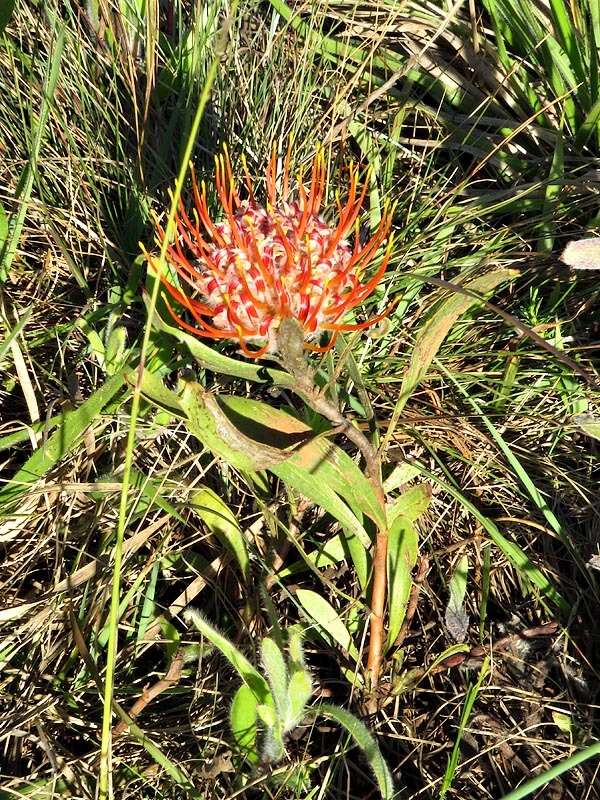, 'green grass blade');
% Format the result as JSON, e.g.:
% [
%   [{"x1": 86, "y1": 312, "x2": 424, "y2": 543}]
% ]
[
  {"x1": 499, "y1": 740, "x2": 600, "y2": 800},
  {"x1": 0, "y1": 372, "x2": 125, "y2": 510},
  {"x1": 440, "y1": 659, "x2": 489, "y2": 796},
  {"x1": 98, "y1": 3, "x2": 240, "y2": 796}
]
